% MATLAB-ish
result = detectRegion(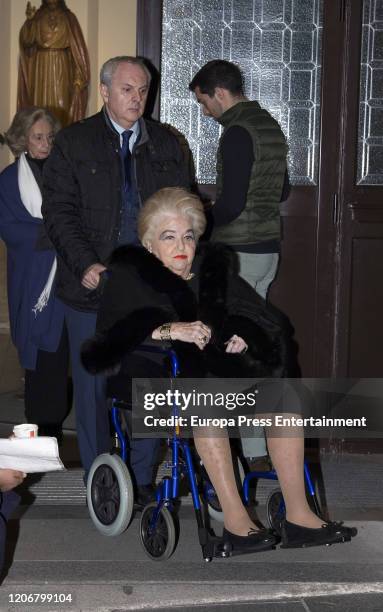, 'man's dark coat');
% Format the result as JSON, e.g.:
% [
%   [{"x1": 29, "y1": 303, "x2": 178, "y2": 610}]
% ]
[{"x1": 42, "y1": 111, "x2": 191, "y2": 311}]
